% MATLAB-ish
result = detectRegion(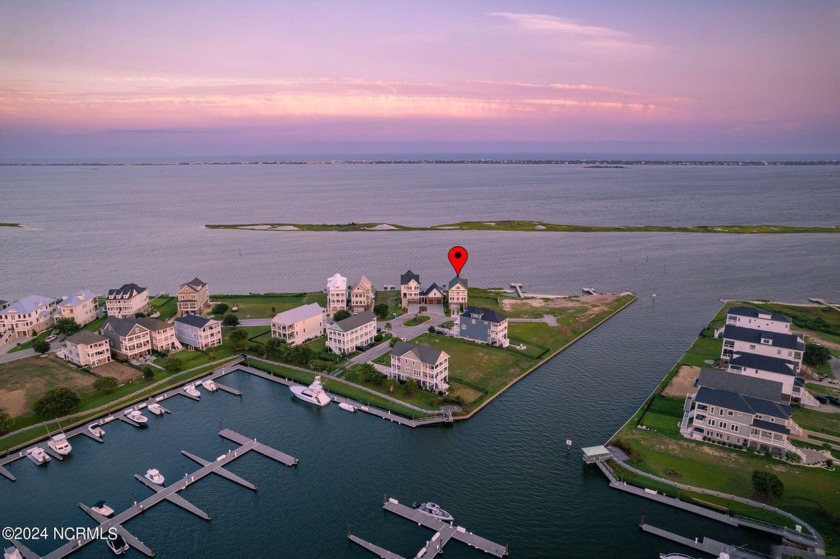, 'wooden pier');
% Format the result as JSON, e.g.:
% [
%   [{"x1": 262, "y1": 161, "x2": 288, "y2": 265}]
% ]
[
  {"x1": 641, "y1": 523, "x2": 769, "y2": 559},
  {"x1": 349, "y1": 498, "x2": 508, "y2": 559},
  {"x1": 4, "y1": 429, "x2": 297, "y2": 559}
]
